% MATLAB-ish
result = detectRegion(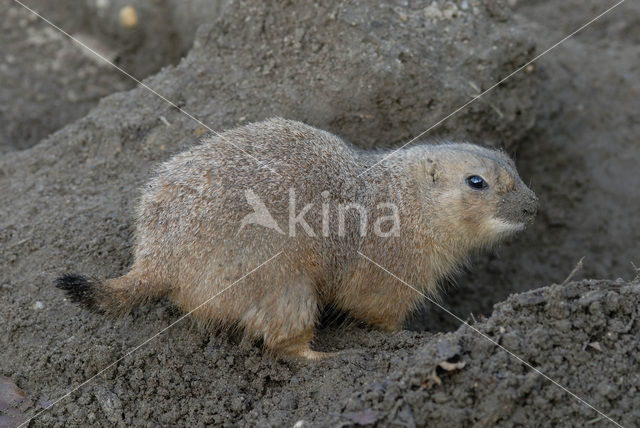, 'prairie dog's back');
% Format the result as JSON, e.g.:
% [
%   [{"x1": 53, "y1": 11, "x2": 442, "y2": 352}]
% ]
[{"x1": 173, "y1": 118, "x2": 361, "y2": 189}]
